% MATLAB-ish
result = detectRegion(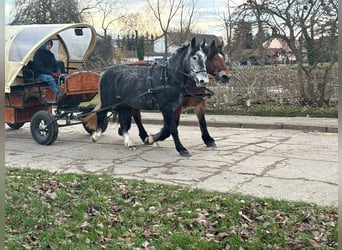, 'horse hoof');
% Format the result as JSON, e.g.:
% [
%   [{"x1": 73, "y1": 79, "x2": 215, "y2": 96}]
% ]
[
  {"x1": 118, "y1": 127, "x2": 123, "y2": 136},
  {"x1": 206, "y1": 142, "x2": 217, "y2": 147},
  {"x1": 179, "y1": 150, "x2": 191, "y2": 157},
  {"x1": 91, "y1": 130, "x2": 102, "y2": 142},
  {"x1": 144, "y1": 135, "x2": 154, "y2": 145},
  {"x1": 91, "y1": 134, "x2": 97, "y2": 142}
]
